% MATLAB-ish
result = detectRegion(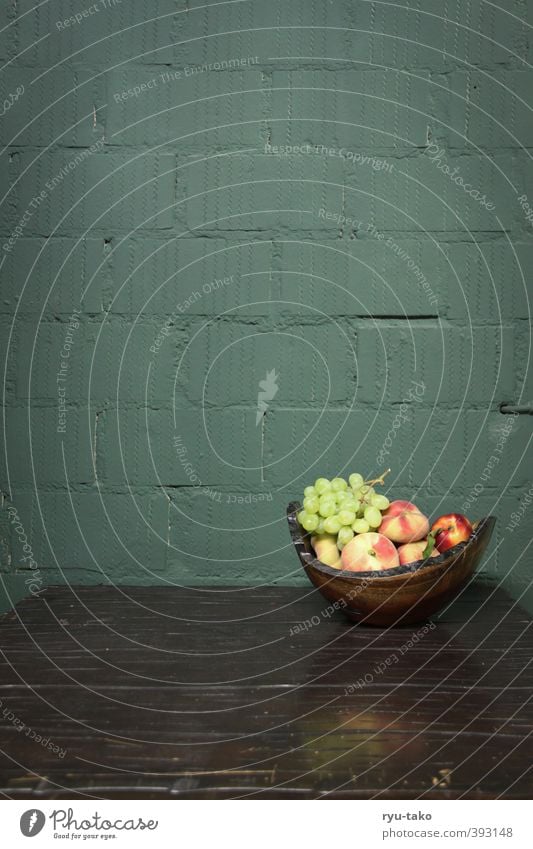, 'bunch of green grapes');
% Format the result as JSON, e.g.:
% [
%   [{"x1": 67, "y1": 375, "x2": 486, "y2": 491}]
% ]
[{"x1": 297, "y1": 474, "x2": 390, "y2": 552}]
